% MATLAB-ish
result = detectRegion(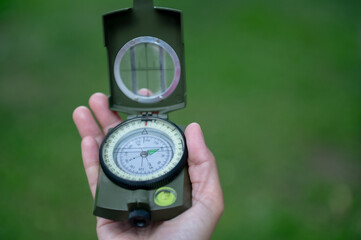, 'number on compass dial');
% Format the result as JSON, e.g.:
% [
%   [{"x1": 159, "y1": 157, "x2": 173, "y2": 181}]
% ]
[{"x1": 115, "y1": 133, "x2": 173, "y2": 175}]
